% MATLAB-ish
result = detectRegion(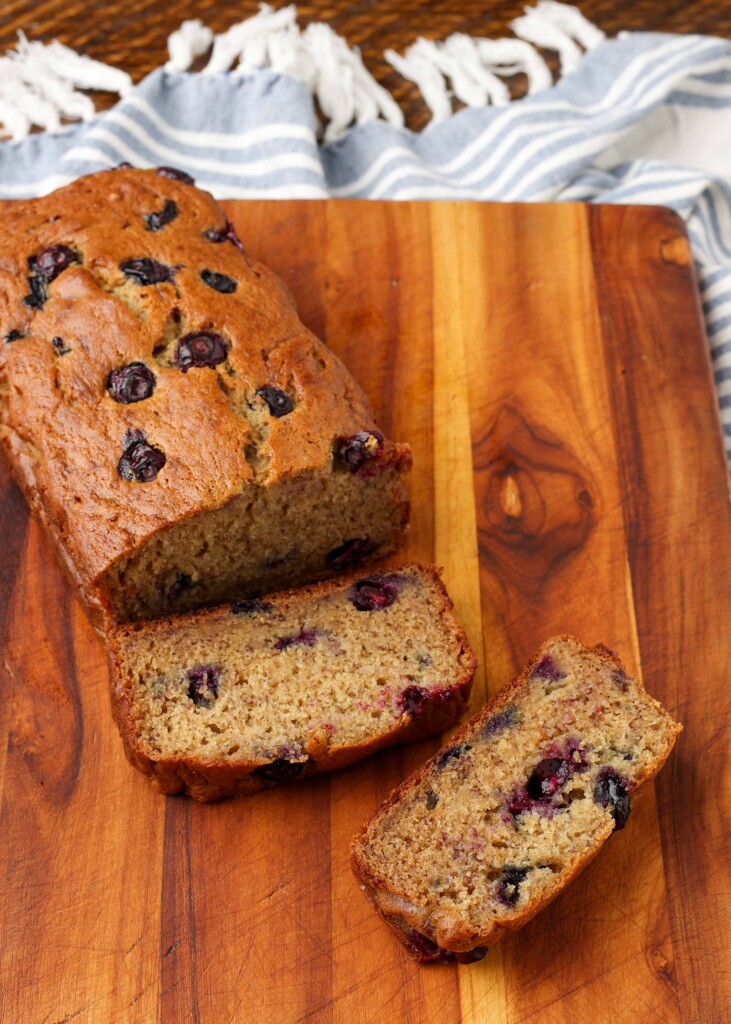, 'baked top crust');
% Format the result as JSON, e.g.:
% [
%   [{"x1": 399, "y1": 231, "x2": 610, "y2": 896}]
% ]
[{"x1": 0, "y1": 168, "x2": 385, "y2": 585}]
